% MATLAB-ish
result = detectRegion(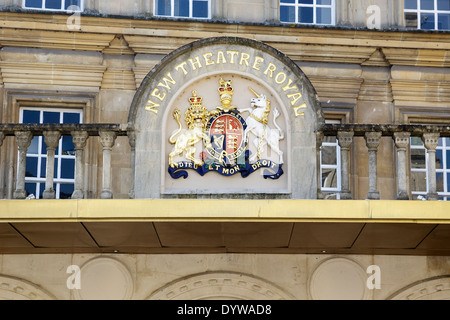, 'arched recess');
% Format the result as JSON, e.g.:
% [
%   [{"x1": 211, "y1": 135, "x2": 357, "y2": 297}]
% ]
[
  {"x1": 128, "y1": 37, "x2": 323, "y2": 199},
  {"x1": 146, "y1": 271, "x2": 296, "y2": 300},
  {"x1": 388, "y1": 275, "x2": 450, "y2": 300},
  {"x1": 0, "y1": 275, "x2": 56, "y2": 300}
]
